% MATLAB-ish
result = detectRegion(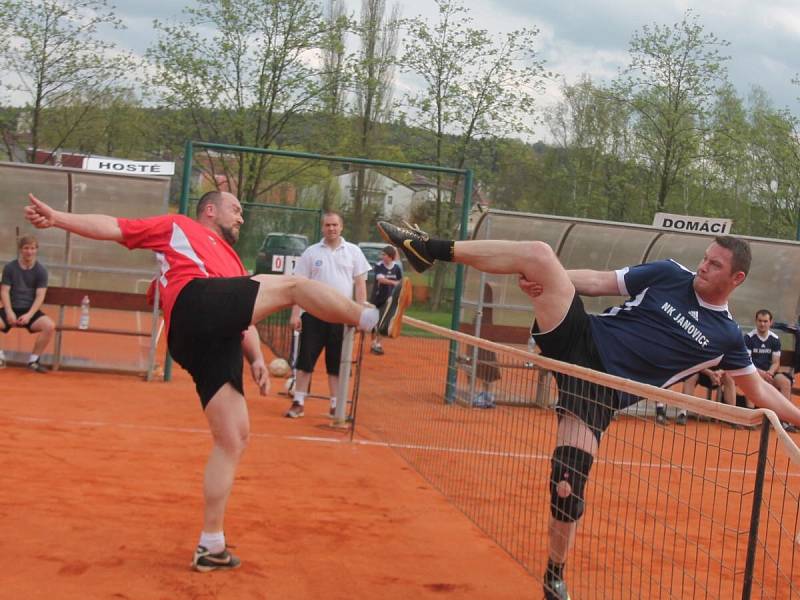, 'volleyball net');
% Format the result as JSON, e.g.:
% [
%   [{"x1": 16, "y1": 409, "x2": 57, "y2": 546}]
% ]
[{"x1": 354, "y1": 317, "x2": 800, "y2": 599}]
